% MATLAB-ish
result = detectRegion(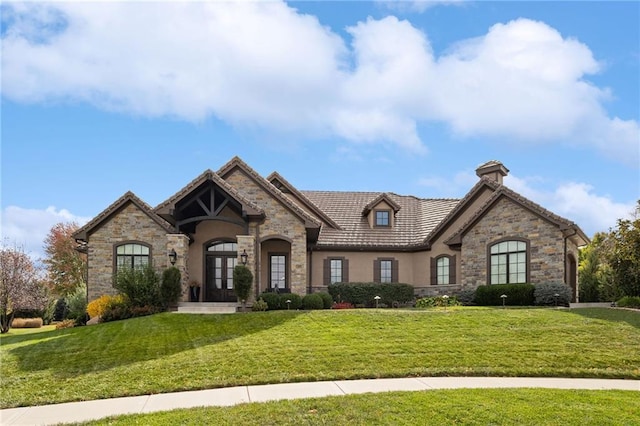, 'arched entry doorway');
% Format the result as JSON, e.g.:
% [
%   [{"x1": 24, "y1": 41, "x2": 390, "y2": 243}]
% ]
[{"x1": 204, "y1": 241, "x2": 237, "y2": 302}]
